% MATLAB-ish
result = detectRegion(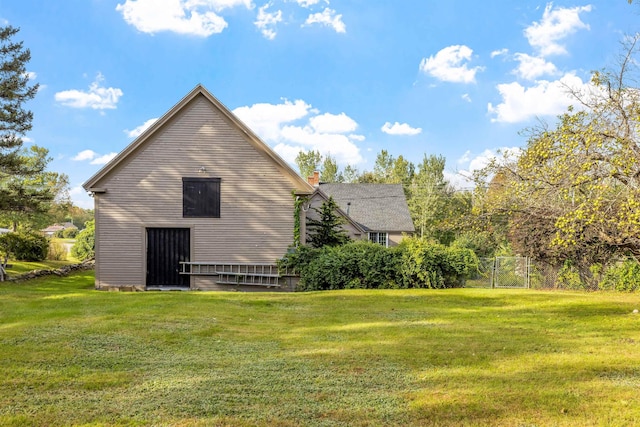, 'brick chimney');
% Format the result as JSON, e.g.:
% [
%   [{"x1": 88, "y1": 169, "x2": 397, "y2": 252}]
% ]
[{"x1": 307, "y1": 171, "x2": 320, "y2": 187}]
